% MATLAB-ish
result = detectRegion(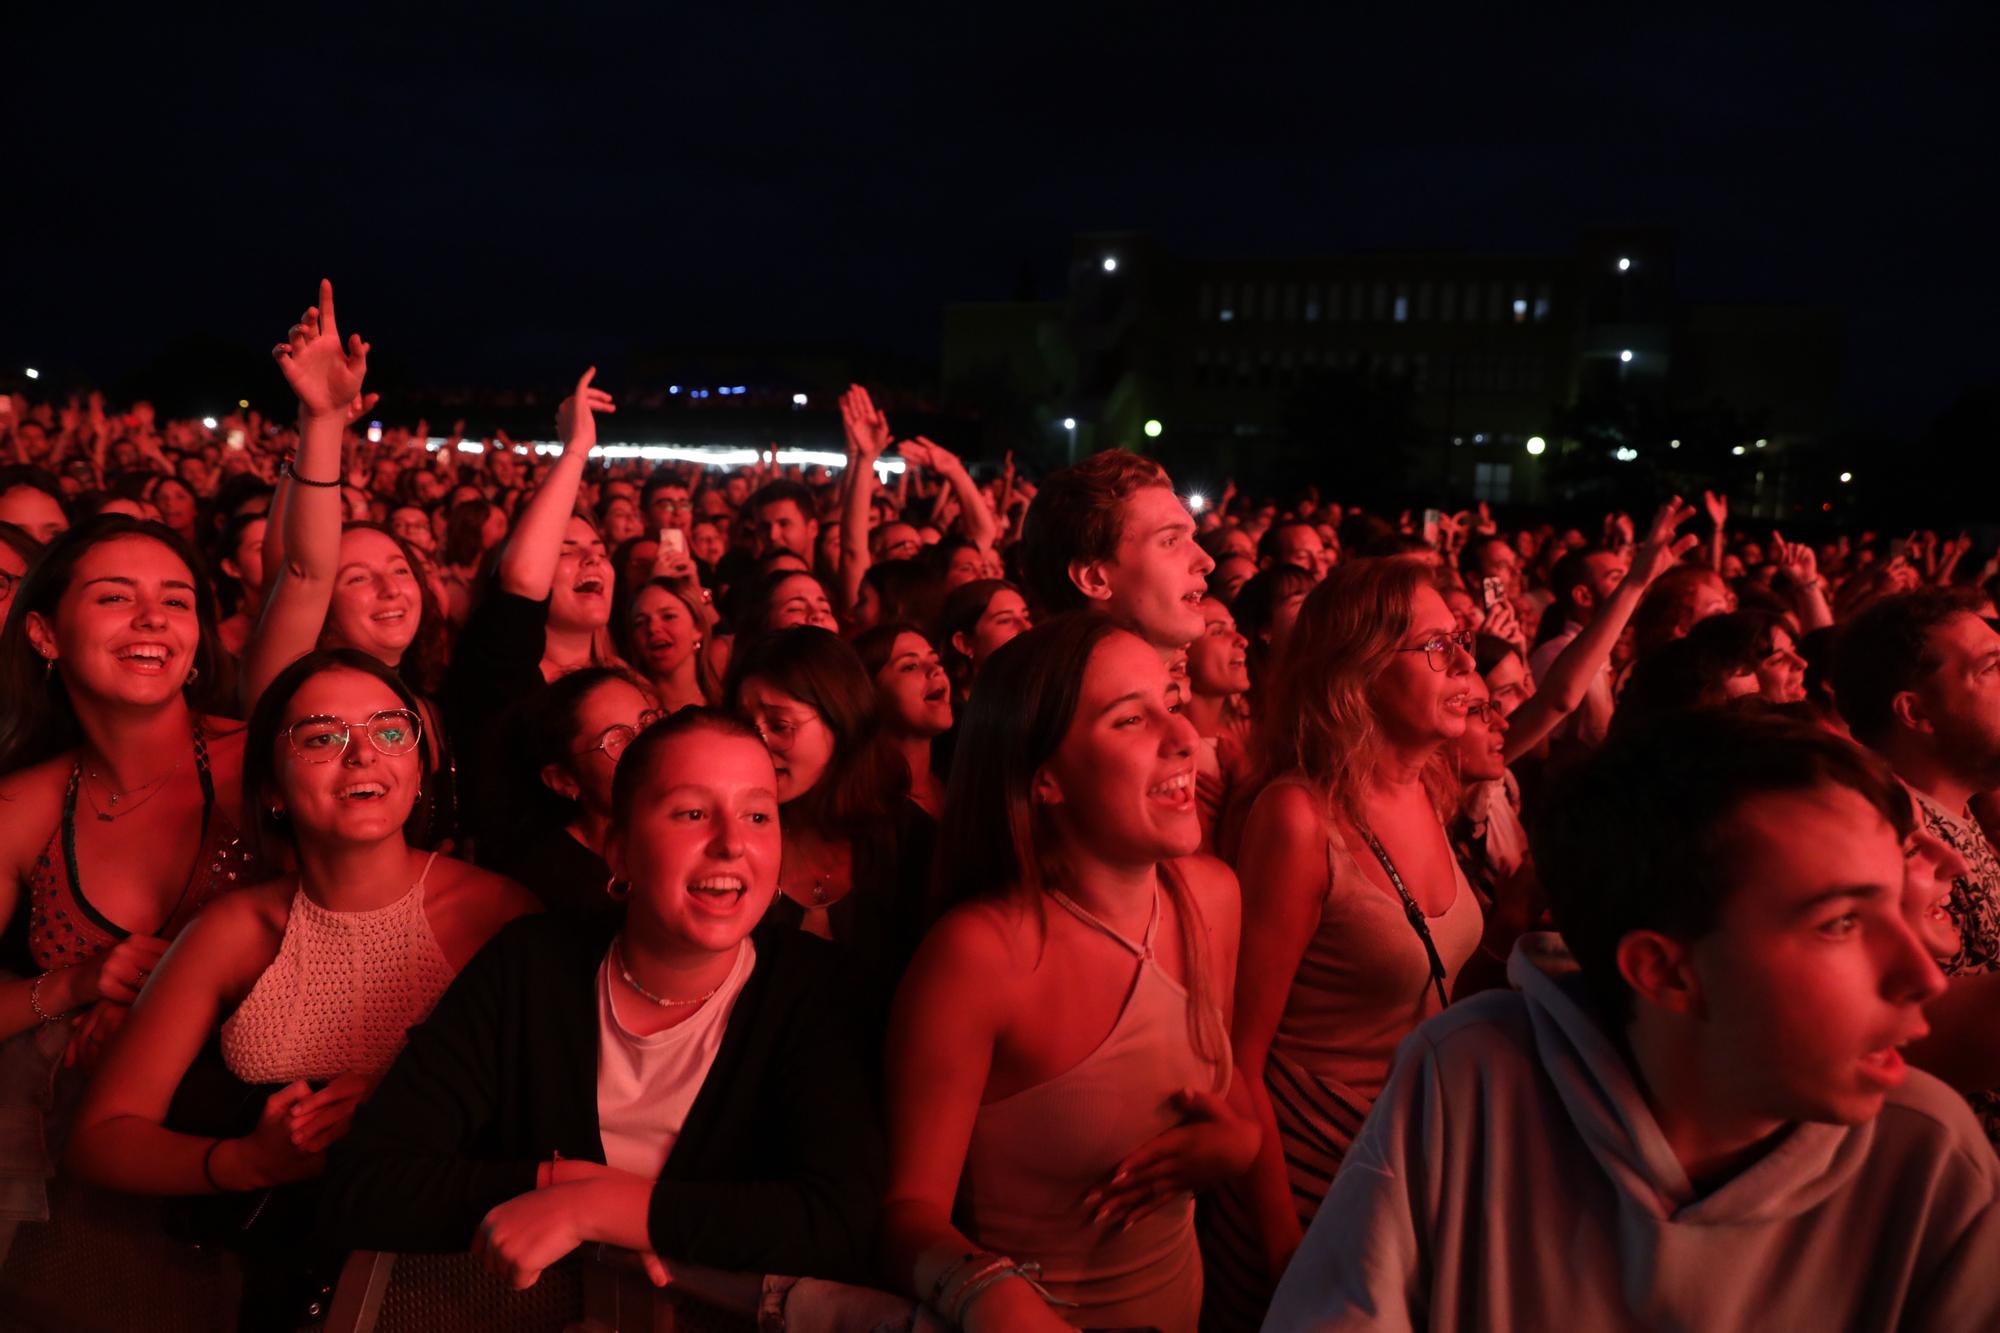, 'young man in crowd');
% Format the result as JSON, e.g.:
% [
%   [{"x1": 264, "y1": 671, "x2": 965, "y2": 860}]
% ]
[
  {"x1": 746, "y1": 477, "x2": 819, "y2": 561},
  {"x1": 1265, "y1": 711, "x2": 2000, "y2": 1332},
  {"x1": 1016, "y1": 450, "x2": 1214, "y2": 659},
  {"x1": 1835, "y1": 588, "x2": 2000, "y2": 1141},
  {"x1": 1527, "y1": 545, "x2": 1632, "y2": 747}
]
